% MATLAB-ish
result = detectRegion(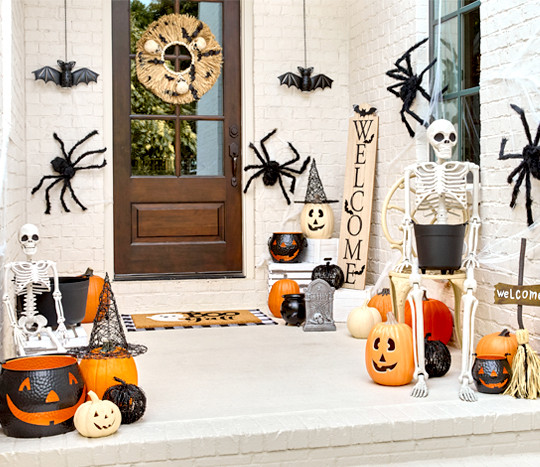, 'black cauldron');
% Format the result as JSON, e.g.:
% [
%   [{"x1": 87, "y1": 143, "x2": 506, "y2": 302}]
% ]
[
  {"x1": 280, "y1": 293, "x2": 306, "y2": 326},
  {"x1": 414, "y1": 223, "x2": 467, "y2": 273}
]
